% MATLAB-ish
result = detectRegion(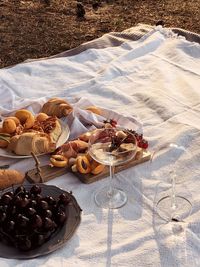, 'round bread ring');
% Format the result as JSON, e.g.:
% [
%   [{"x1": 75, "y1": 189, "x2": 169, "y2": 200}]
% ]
[
  {"x1": 15, "y1": 109, "x2": 35, "y2": 129},
  {"x1": 76, "y1": 155, "x2": 91, "y2": 174},
  {"x1": 50, "y1": 155, "x2": 68, "y2": 168},
  {"x1": 91, "y1": 164, "x2": 105, "y2": 175}
]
